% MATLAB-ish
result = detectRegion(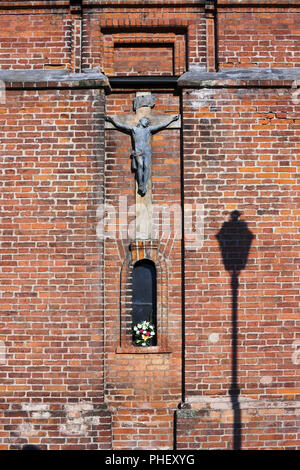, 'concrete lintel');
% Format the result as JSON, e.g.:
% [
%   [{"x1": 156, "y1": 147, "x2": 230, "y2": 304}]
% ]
[
  {"x1": 0, "y1": 68, "x2": 111, "y2": 92},
  {"x1": 178, "y1": 67, "x2": 300, "y2": 88},
  {"x1": 186, "y1": 395, "x2": 300, "y2": 411}
]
